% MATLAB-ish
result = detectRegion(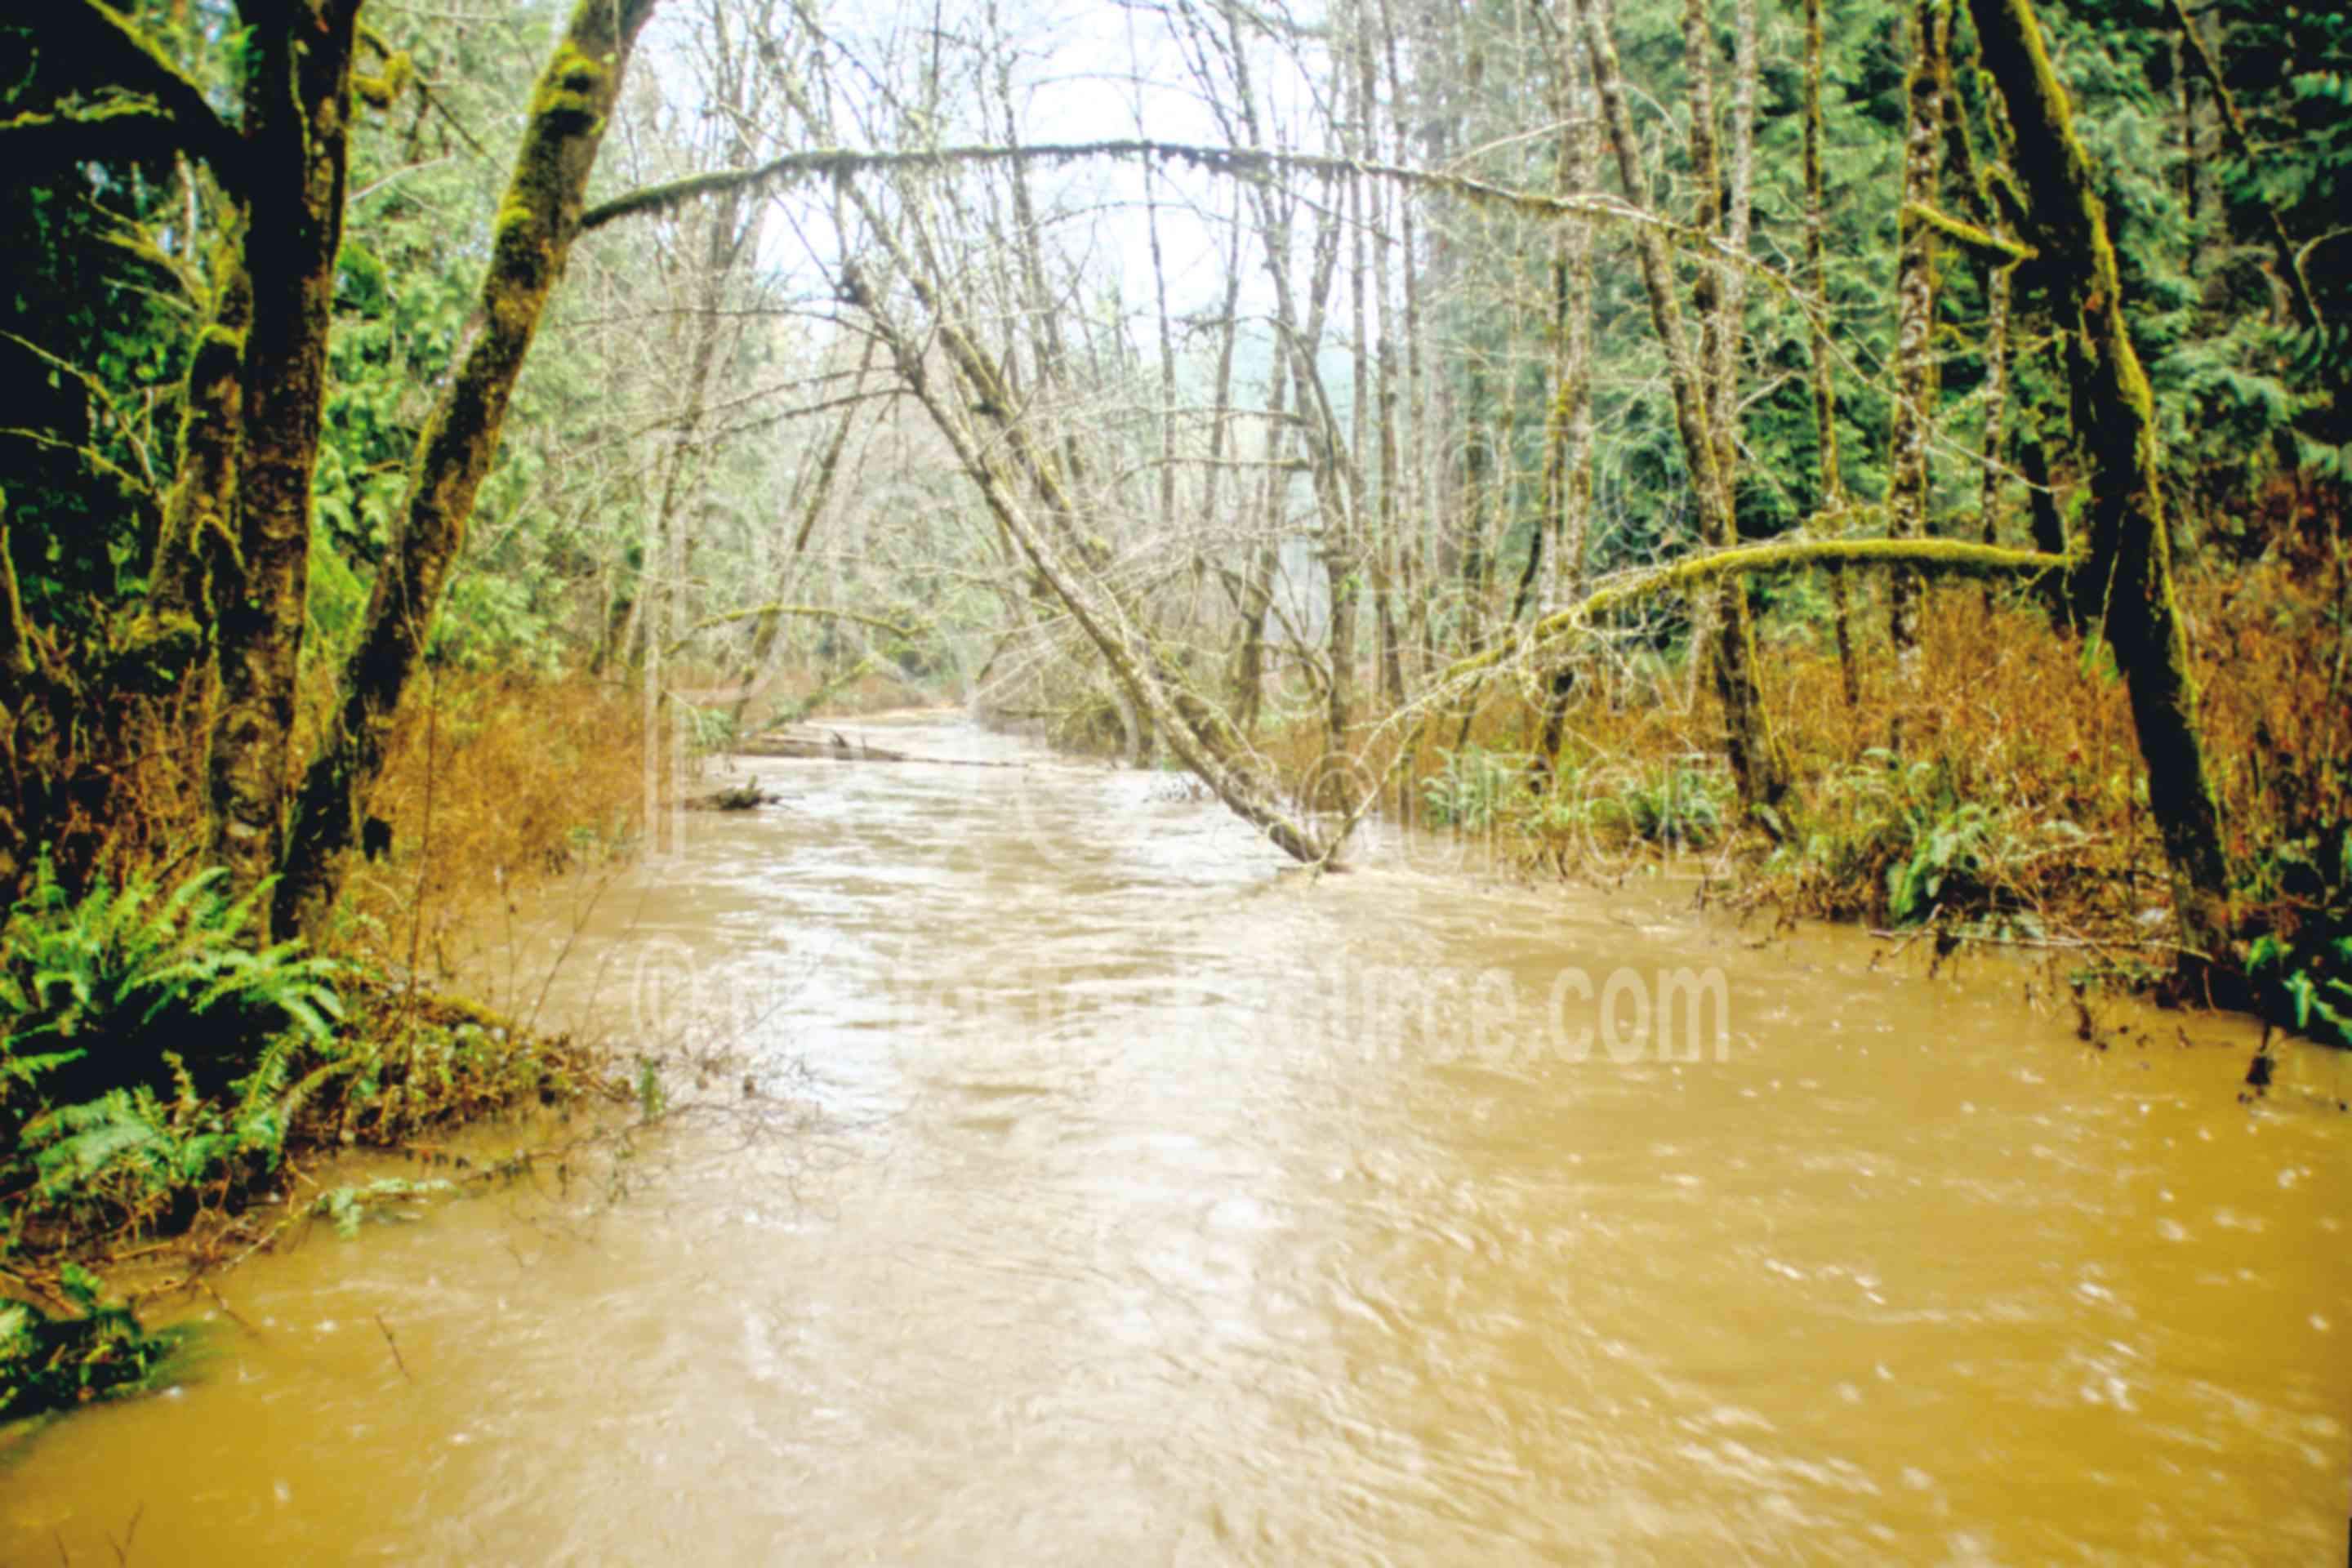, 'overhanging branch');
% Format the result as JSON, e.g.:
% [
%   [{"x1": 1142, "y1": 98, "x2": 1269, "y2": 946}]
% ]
[
  {"x1": 1446, "y1": 537, "x2": 2075, "y2": 680},
  {"x1": 35, "y1": 3, "x2": 248, "y2": 192},
  {"x1": 581, "y1": 139, "x2": 1670, "y2": 238}
]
